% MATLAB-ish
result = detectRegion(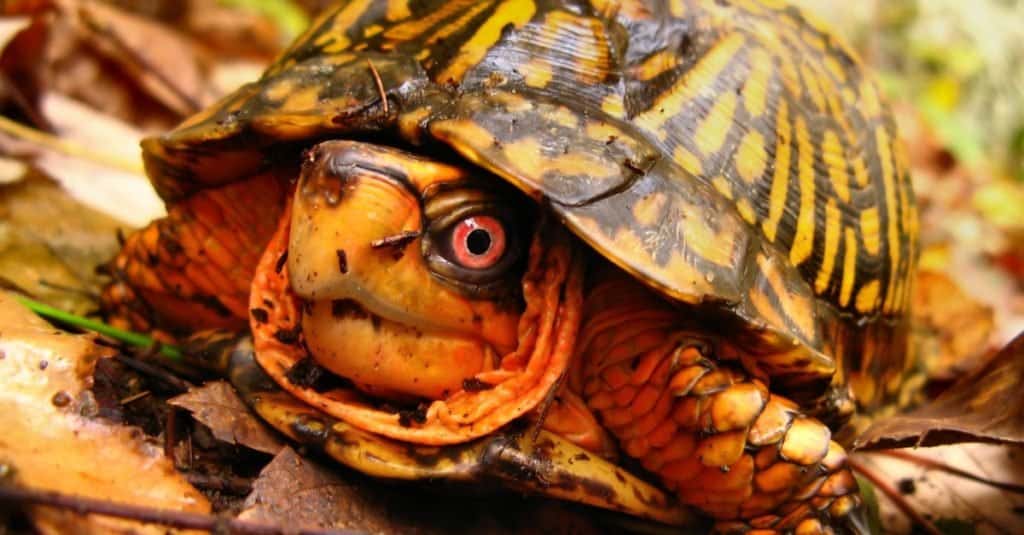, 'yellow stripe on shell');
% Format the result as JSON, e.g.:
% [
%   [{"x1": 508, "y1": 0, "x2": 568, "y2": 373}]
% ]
[
  {"x1": 434, "y1": 0, "x2": 537, "y2": 84},
  {"x1": 635, "y1": 33, "x2": 746, "y2": 137},
  {"x1": 384, "y1": 0, "x2": 481, "y2": 42},
  {"x1": 877, "y1": 125, "x2": 900, "y2": 313},
  {"x1": 673, "y1": 146, "x2": 704, "y2": 176},
  {"x1": 762, "y1": 99, "x2": 791, "y2": 243},
  {"x1": 742, "y1": 48, "x2": 772, "y2": 117},
  {"x1": 695, "y1": 91, "x2": 738, "y2": 155},
  {"x1": 736, "y1": 129, "x2": 768, "y2": 184},
  {"x1": 814, "y1": 198, "x2": 840, "y2": 294},
  {"x1": 860, "y1": 207, "x2": 880, "y2": 256},
  {"x1": 855, "y1": 279, "x2": 880, "y2": 314},
  {"x1": 839, "y1": 226, "x2": 858, "y2": 308},
  {"x1": 789, "y1": 116, "x2": 815, "y2": 266},
  {"x1": 822, "y1": 129, "x2": 850, "y2": 203}
]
